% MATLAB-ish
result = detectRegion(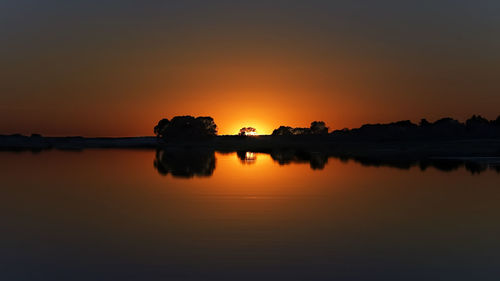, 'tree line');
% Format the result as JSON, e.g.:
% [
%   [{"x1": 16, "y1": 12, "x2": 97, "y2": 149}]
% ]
[
  {"x1": 271, "y1": 121, "x2": 328, "y2": 136},
  {"x1": 154, "y1": 115, "x2": 500, "y2": 141},
  {"x1": 329, "y1": 115, "x2": 500, "y2": 141}
]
